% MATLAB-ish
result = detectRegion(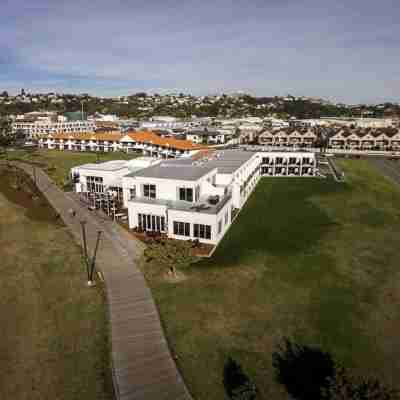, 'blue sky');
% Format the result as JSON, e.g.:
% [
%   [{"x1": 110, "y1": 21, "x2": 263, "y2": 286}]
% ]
[{"x1": 1, "y1": 0, "x2": 399, "y2": 103}]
